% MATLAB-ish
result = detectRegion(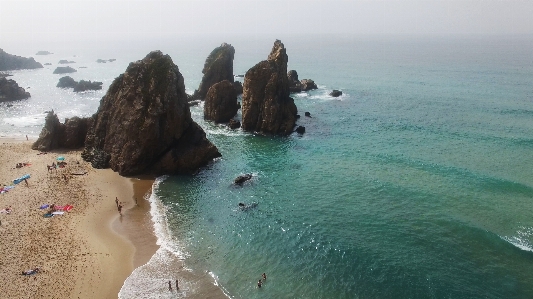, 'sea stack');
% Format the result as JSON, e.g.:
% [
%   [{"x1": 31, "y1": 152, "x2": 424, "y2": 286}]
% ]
[
  {"x1": 82, "y1": 51, "x2": 221, "y2": 176},
  {"x1": 192, "y1": 43, "x2": 235, "y2": 100},
  {"x1": 204, "y1": 80, "x2": 239, "y2": 123},
  {"x1": 241, "y1": 40, "x2": 297, "y2": 135}
]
